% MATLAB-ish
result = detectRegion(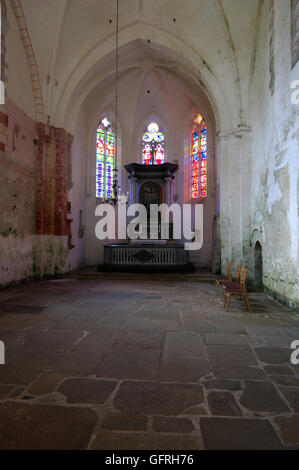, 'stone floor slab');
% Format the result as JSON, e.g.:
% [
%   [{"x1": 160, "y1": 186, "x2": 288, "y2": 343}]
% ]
[
  {"x1": 207, "y1": 391, "x2": 242, "y2": 416},
  {"x1": 275, "y1": 416, "x2": 299, "y2": 445},
  {"x1": 271, "y1": 376, "x2": 299, "y2": 387},
  {"x1": 240, "y1": 380, "x2": 290, "y2": 413},
  {"x1": 163, "y1": 332, "x2": 206, "y2": 359},
  {"x1": 213, "y1": 366, "x2": 266, "y2": 379},
  {"x1": 182, "y1": 320, "x2": 217, "y2": 334},
  {"x1": 0, "y1": 402, "x2": 97, "y2": 450},
  {"x1": 203, "y1": 379, "x2": 242, "y2": 391},
  {"x1": 58, "y1": 378, "x2": 117, "y2": 404},
  {"x1": 254, "y1": 347, "x2": 291, "y2": 365},
  {"x1": 279, "y1": 387, "x2": 299, "y2": 412},
  {"x1": 264, "y1": 365, "x2": 294, "y2": 376},
  {"x1": 244, "y1": 325, "x2": 290, "y2": 337},
  {"x1": 153, "y1": 416, "x2": 195, "y2": 433},
  {"x1": 53, "y1": 351, "x2": 102, "y2": 374},
  {"x1": 207, "y1": 344, "x2": 257, "y2": 367},
  {"x1": 102, "y1": 412, "x2": 148, "y2": 431},
  {"x1": 0, "y1": 365, "x2": 40, "y2": 385},
  {"x1": 204, "y1": 334, "x2": 247, "y2": 345},
  {"x1": 158, "y1": 358, "x2": 210, "y2": 381},
  {"x1": 95, "y1": 348, "x2": 161, "y2": 380},
  {"x1": 114, "y1": 381, "x2": 204, "y2": 415},
  {"x1": 27, "y1": 372, "x2": 65, "y2": 395},
  {"x1": 200, "y1": 417, "x2": 283, "y2": 449},
  {"x1": 90, "y1": 432, "x2": 202, "y2": 450},
  {"x1": 0, "y1": 384, "x2": 15, "y2": 399},
  {"x1": 120, "y1": 331, "x2": 165, "y2": 350},
  {"x1": 72, "y1": 331, "x2": 121, "y2": 355}
]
